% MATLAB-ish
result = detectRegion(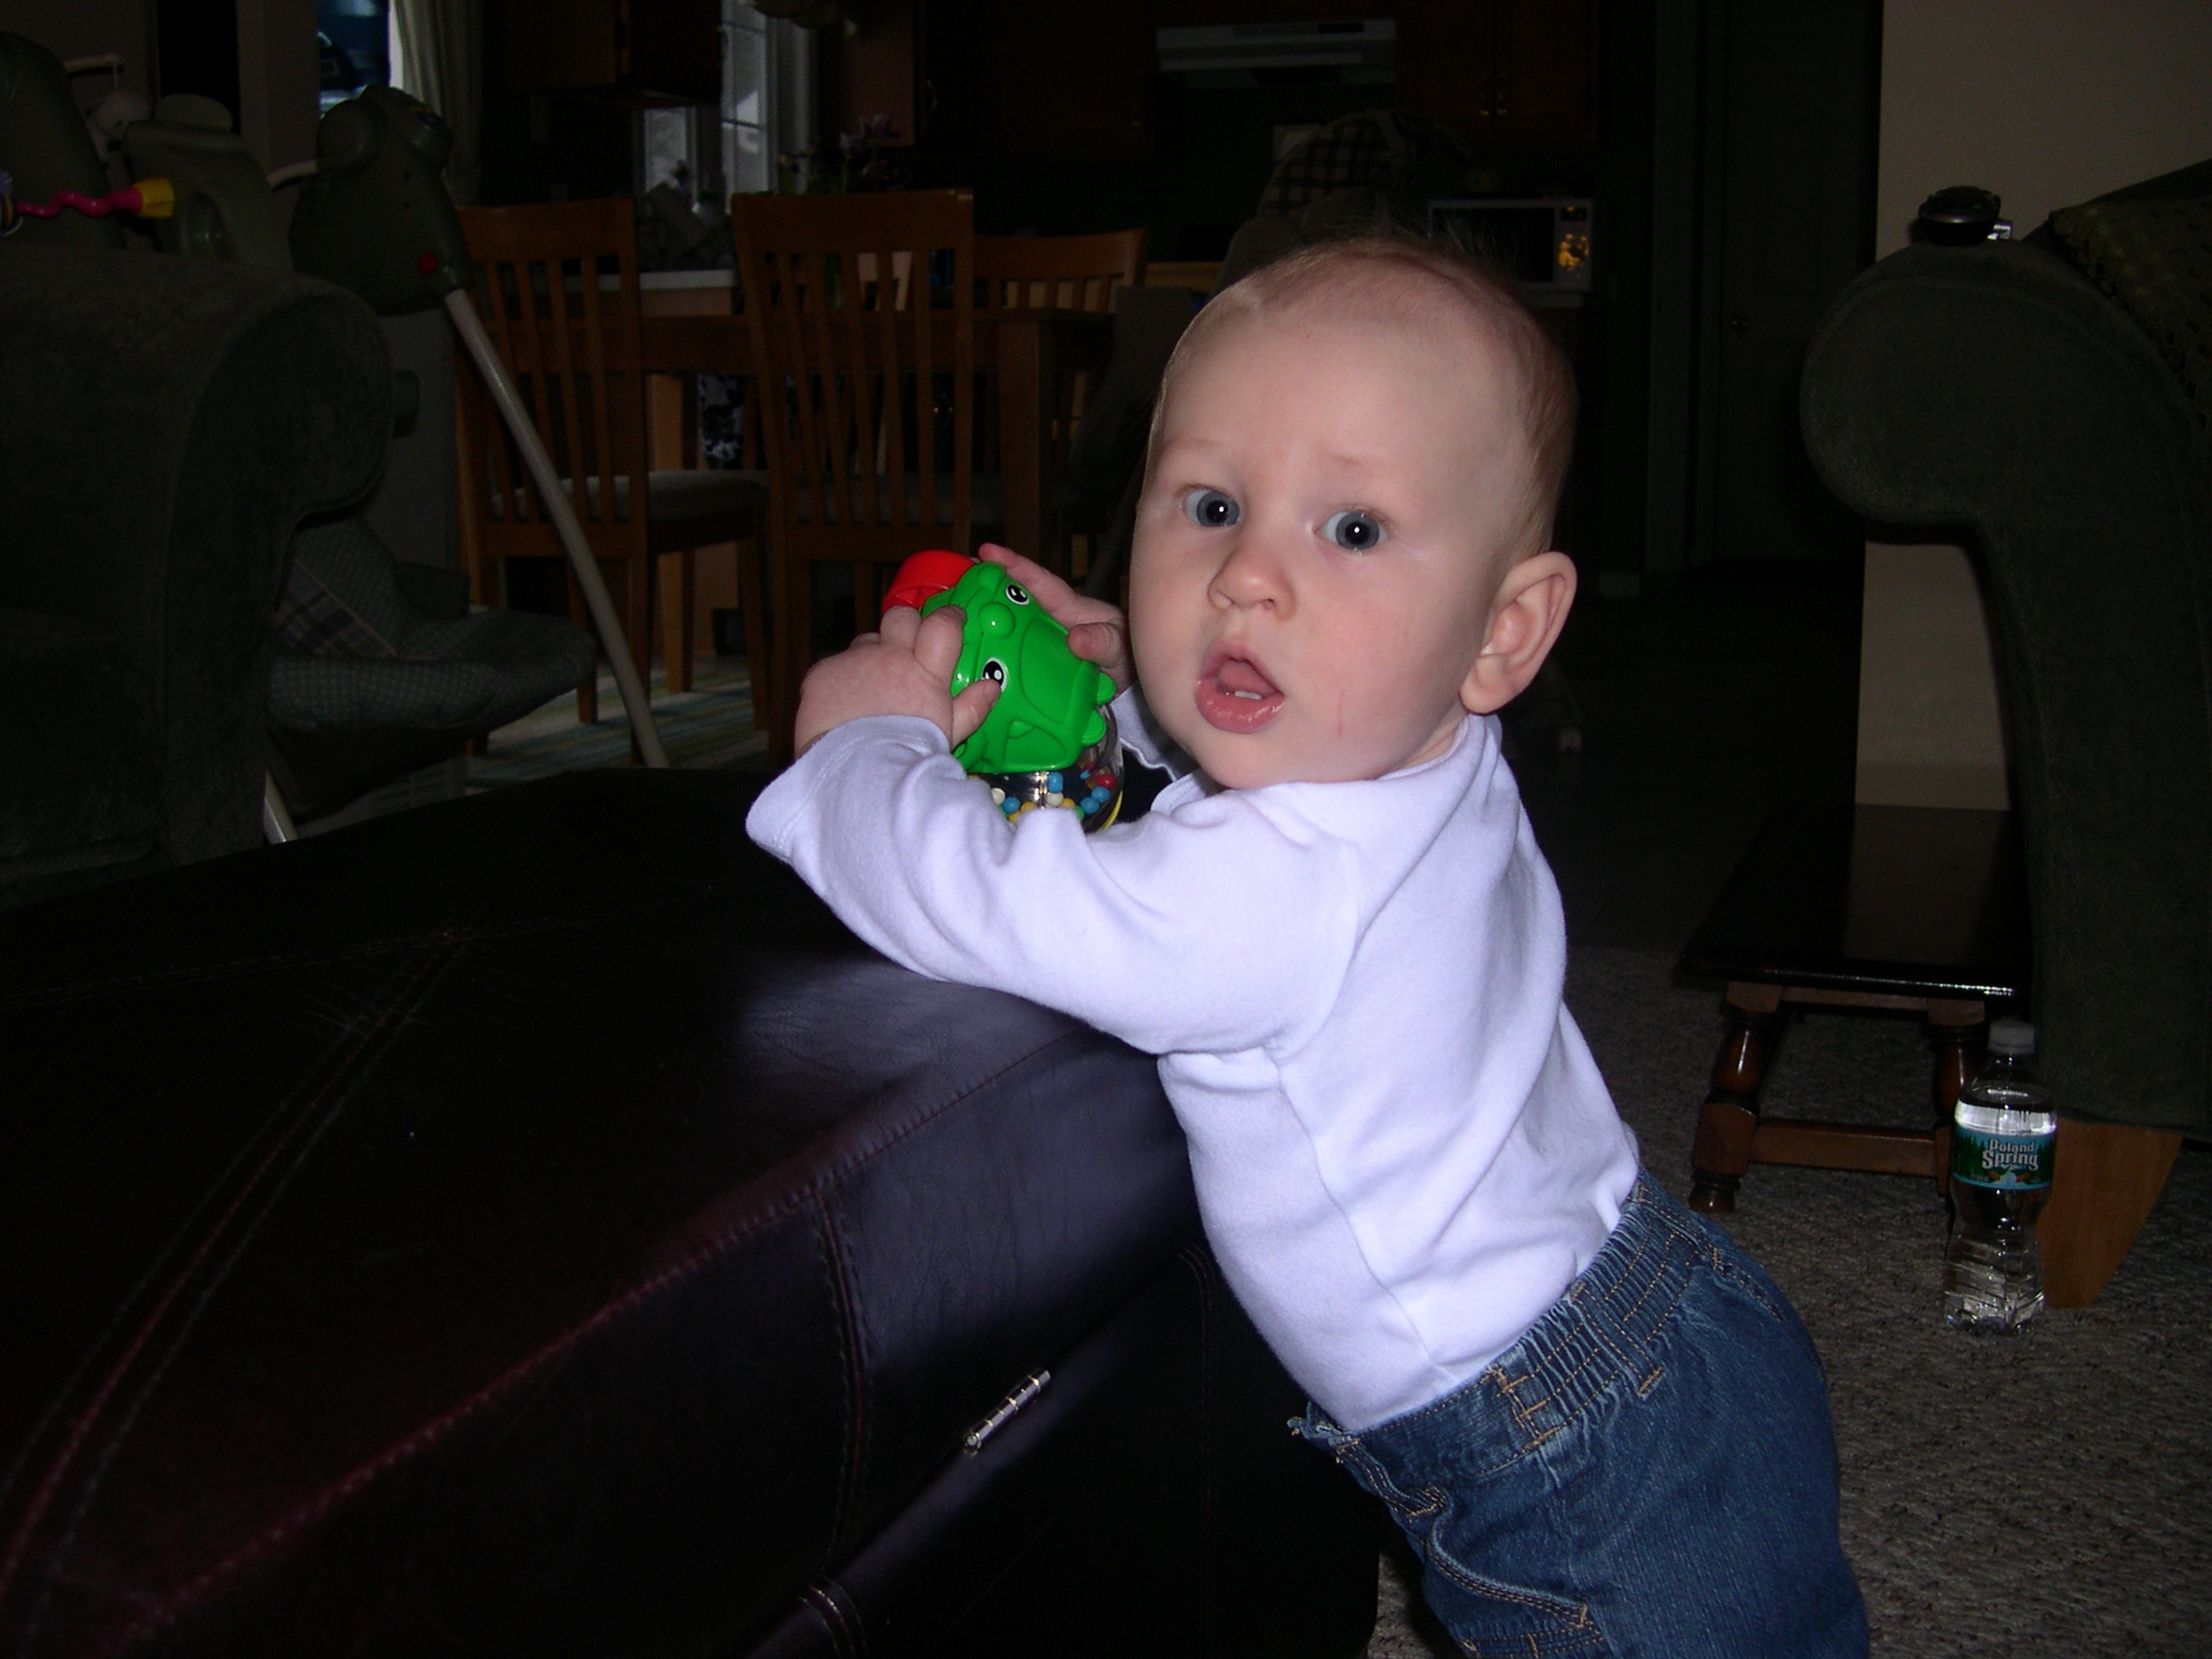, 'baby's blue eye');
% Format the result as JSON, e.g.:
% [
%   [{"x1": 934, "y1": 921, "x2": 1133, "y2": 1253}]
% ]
[
  {"x1": 1184, "y1": 488, "x2": 1240, "y2": 529},
  {"x1": 1320, "y1": 510, "x2": 1385, "y2": 552}
]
